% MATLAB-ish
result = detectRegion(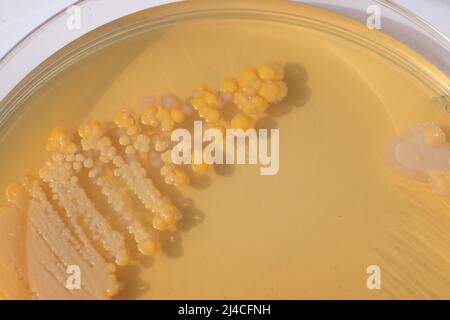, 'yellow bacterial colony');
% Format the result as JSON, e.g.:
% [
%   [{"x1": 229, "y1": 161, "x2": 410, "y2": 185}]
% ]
[{"x1": 0, "y1": 63, "x2": 288, "y2": 299}]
